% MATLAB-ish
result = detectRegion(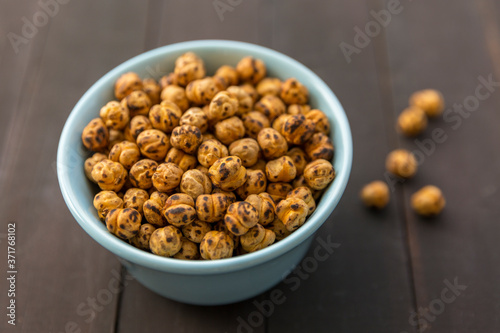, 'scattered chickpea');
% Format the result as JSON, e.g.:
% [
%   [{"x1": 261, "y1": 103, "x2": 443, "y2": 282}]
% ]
[
  {"x1": 360, "y1": 181, "x2": 390, "y2": 209},
  {"x1": 409, "y1": 89, "x2": 445, "y2": 117},
  {"x1": 411, "y1": 185, "x2": 446, "y2": 216},
  {"x1": 245, "y1": 193, "x2": 276, "y2": 226},
  {"x1": 385, "y1": 149, "x2": 418, "y2": 179},
  {"x1": 397, "y1": 106, "x2": 428, "y2": 137},
  {"x1": 207, "y1": 91, "x2": 239, "y2": 123},
  {"x1": 209, "y1": 156, "x2": 247, "y2": 191},
  {"x1": 196, "y1": 192, "x2": 234, "y2": 223}
]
